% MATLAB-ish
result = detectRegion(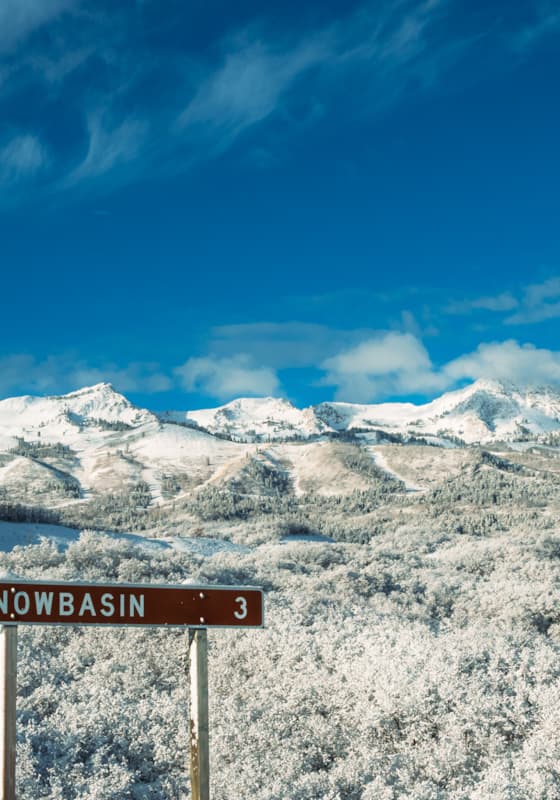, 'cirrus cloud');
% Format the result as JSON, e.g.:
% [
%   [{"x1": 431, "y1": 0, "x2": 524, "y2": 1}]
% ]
[
  {"x1": 0, "y1": 0, "x2": 75, "y2": 54},
  {"x1": 2, "y1": 0, "x2": 555, "y2": 198},
  {"x1": 445, "y1": 292, "x2": 519, "y2": 315},
  {"x1": 505, "y1": 278, "x2": 560, "y2": 325},
  {"x1": 177, "y1": 35, "x2": 330, "y2": 152},
  {"x1": 0, "y1": 354, "x2": 172, "y2": 397},
  {"x1": 0, "y1": 135, "x2": 48, "y2": 182}
]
